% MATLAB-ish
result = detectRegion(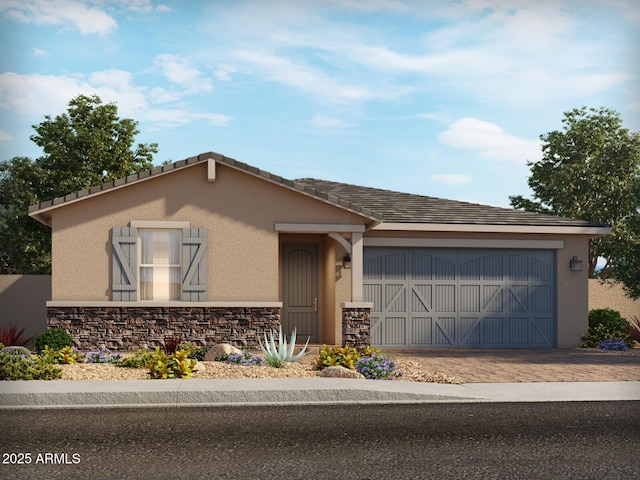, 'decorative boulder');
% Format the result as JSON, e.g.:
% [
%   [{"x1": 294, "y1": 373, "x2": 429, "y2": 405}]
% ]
[
  {"x1": 318, "y1": 366, "x2": 365, "y2": 379},
  {"x1": 192, "y1": 361, "x2": 205, "y2": 373},
  {"x1": 205, "y1": 343, "x2": 242, "y2": 361}
]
